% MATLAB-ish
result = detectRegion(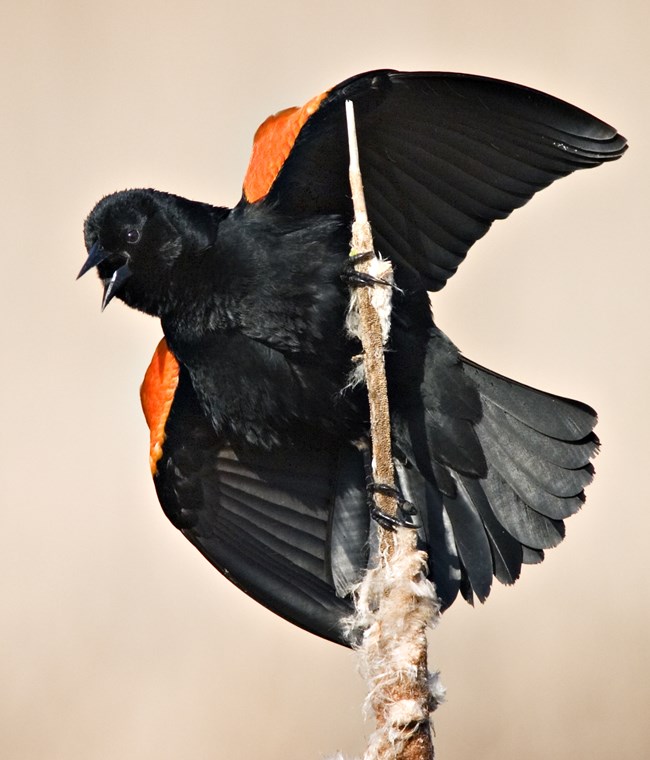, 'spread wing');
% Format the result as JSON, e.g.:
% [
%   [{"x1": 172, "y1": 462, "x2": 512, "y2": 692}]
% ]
[
  {"x1": 142, "y1": 349, "x2": 369, "y2": 645},
  {"x1": 241, "y1": 69, "x2": 626, "y2": 290}
]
